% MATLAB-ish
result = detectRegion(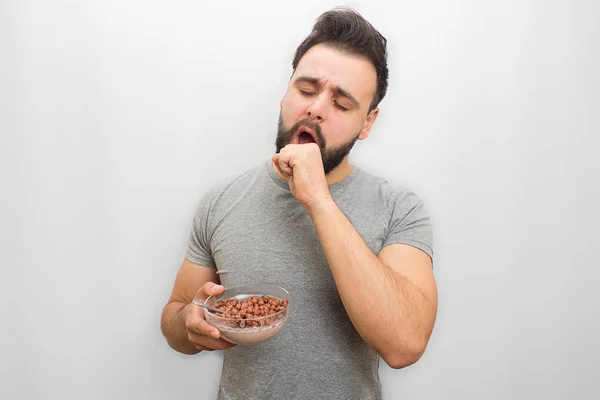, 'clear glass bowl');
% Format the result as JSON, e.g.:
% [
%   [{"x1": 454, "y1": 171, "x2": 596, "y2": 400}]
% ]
[{"x1": 204, "y1": 283, "x2": 291, "y2": 345}]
